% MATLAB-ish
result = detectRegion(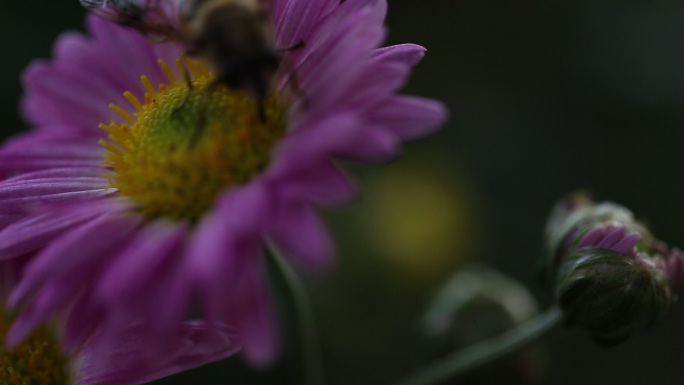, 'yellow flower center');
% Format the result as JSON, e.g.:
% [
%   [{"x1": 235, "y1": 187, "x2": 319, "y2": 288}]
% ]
[
  {"x1": 99, "y1": 58, "x2": 288, "y2": 222},
  {"x1": 0, "y1": 316, "x2": 69, "y2": 384}
]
